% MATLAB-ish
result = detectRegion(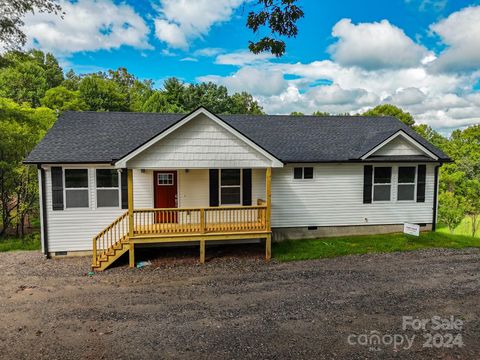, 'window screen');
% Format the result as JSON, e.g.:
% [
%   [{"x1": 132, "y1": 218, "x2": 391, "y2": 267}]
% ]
[
  {"x1": 65, "y1": 169, "x2": 88, "y2": 188},
  {"x1": 294, "y1": 167, "x2": 303, "y2": 179},
  {"x1": 220, "y1": 169, "x2": 241, "y2": 205},
  {"x1": 398, "y1": 167, "x2": 416, "y2": 201},
  {"x1": 96, "y1": 169, "x2": 119, "y2": 207},
  {"x1": 293, "y1": 167, "x2": 313, "y2": 179},
  {"x1": 304, "y1": 167, "x2": 313, "y2": 179},
  {"x1": 373, "y1": 167, "x2": 392, "y2": 201},
  {"x1": 65, "y1": 169, "x2": 89, "y2": 208}
]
